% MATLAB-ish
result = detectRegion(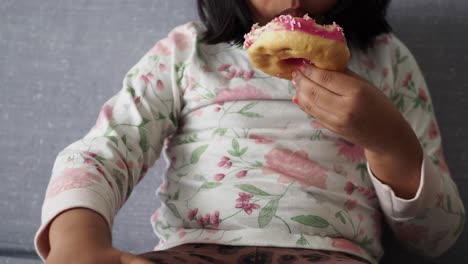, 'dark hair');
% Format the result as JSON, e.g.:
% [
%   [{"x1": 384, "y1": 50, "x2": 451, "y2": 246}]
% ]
[{"x1": 197, "y1": 0, "x2": 392, "y2": 51}]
